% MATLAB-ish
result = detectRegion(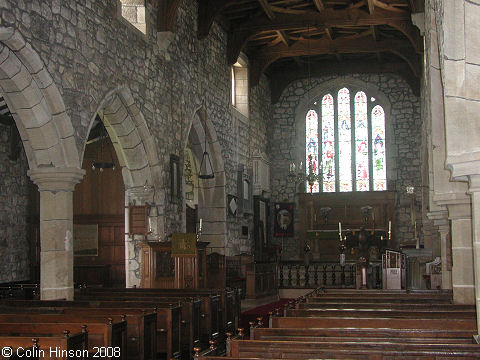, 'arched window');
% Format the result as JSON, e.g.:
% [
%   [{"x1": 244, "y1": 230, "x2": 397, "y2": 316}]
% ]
[{"x1": 305, "y1": 88, "x2": 386, "y2": 193}]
